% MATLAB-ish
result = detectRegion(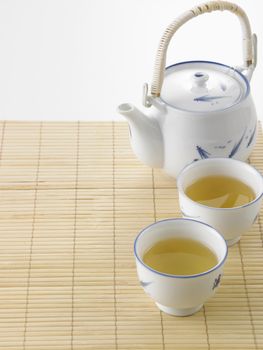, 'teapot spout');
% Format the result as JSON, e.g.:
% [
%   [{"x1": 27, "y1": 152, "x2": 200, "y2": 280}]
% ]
[{"x1": 117, "y1": 103, "x2": 163, "y2": 168}]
